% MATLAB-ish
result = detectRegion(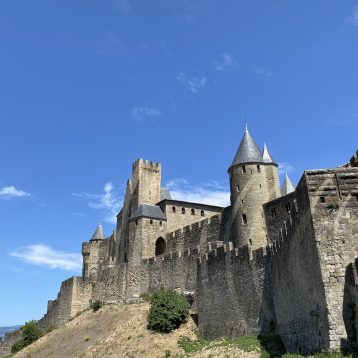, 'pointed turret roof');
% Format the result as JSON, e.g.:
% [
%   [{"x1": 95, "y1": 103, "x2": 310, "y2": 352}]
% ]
[
  {"x1": 281, "y1": 173, "x2": 296, "y2": 196},
  {"x1": 262, "y1": 143, "x2": 277, "y2": 165},
  {"x1": 230, "y1": 127, "x2": 264, "y2": 169},
  {"x1": 90, "y1": 224, "x2": 106, "y2": 242}
]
